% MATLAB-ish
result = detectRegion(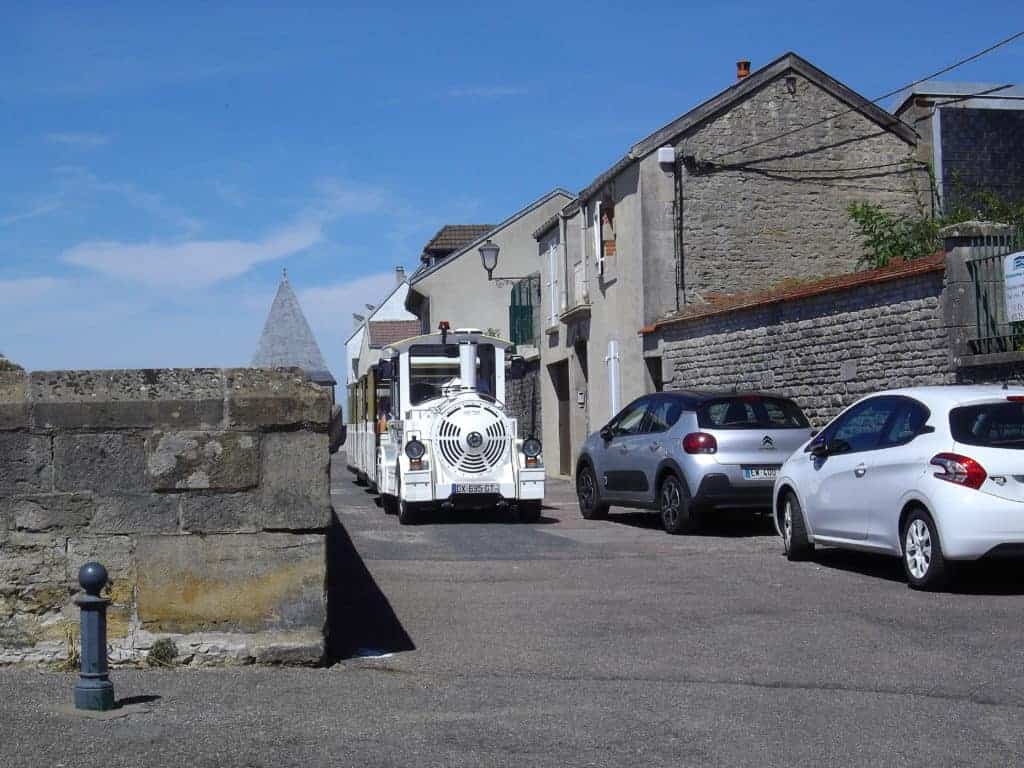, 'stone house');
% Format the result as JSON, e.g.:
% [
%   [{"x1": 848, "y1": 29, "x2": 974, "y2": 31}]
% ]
[
  {"x1": 894, "y1": 81, "x2": 1024, "y2": 213},
  {"x1": 535, "y1": 52, "x2": 930, "y2": 478}
]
